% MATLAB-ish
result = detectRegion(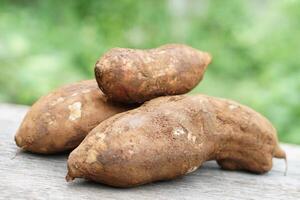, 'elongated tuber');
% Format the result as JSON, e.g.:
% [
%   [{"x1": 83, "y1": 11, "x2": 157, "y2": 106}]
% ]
[
  {"x1": 94, "y1": 44, "x2": 212, "y2": 103},
  {"x1": 15, "y1": 80, "x2": 134, "y2": 154},
  {"x1": 66, "y1": 94, "x2": 286, "y2": 187}
]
